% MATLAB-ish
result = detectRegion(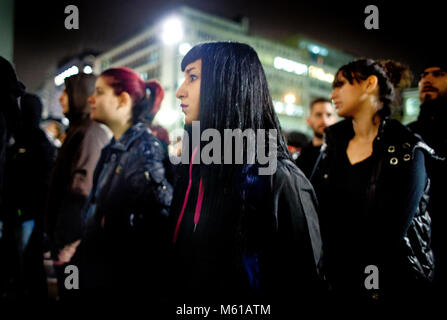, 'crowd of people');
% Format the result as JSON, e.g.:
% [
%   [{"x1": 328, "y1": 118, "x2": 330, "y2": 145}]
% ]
[{"x1": 0, "y1": 41, "x2": 445, "y2": 314}]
